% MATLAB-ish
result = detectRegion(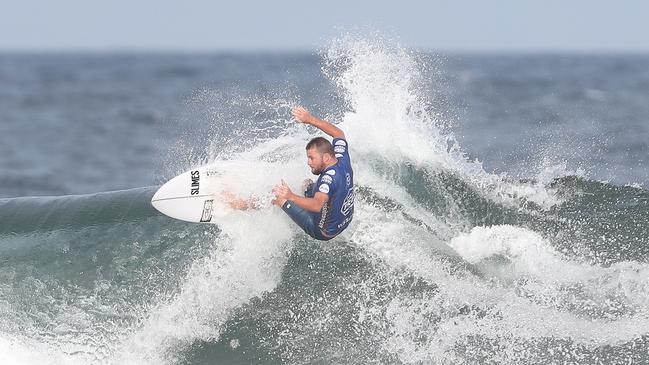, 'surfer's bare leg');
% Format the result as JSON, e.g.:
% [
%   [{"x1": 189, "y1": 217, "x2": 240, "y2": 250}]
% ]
[{"x1": 221, "y1": 192, "x2": 259, "y2": 210}]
